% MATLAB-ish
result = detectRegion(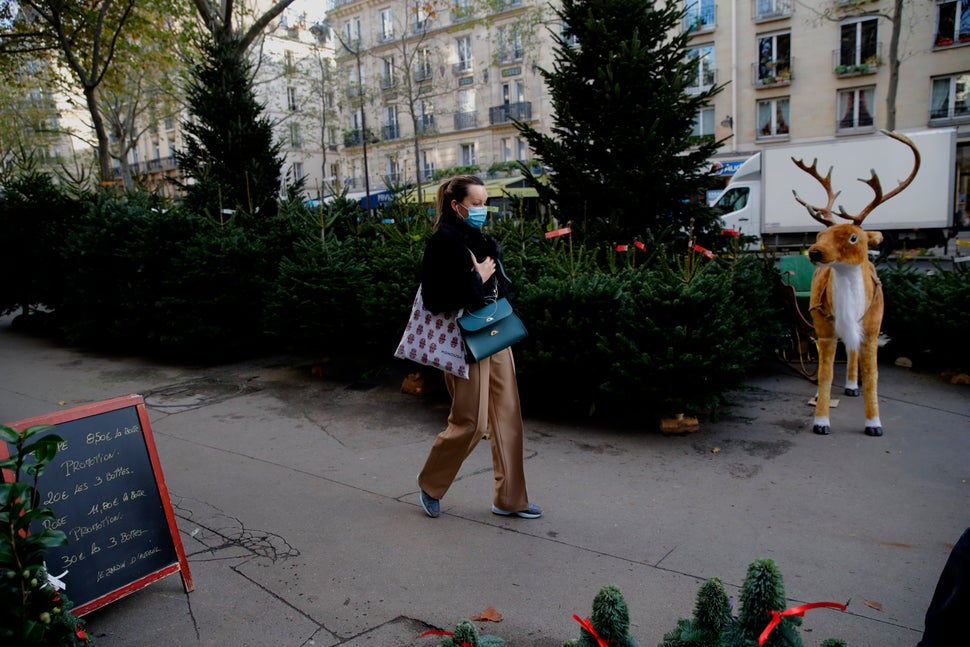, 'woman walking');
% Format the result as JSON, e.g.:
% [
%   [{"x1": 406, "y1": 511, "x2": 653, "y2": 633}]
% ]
[{"x1": 415, "y1": 175, "x2": 541, "y2": 519}]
